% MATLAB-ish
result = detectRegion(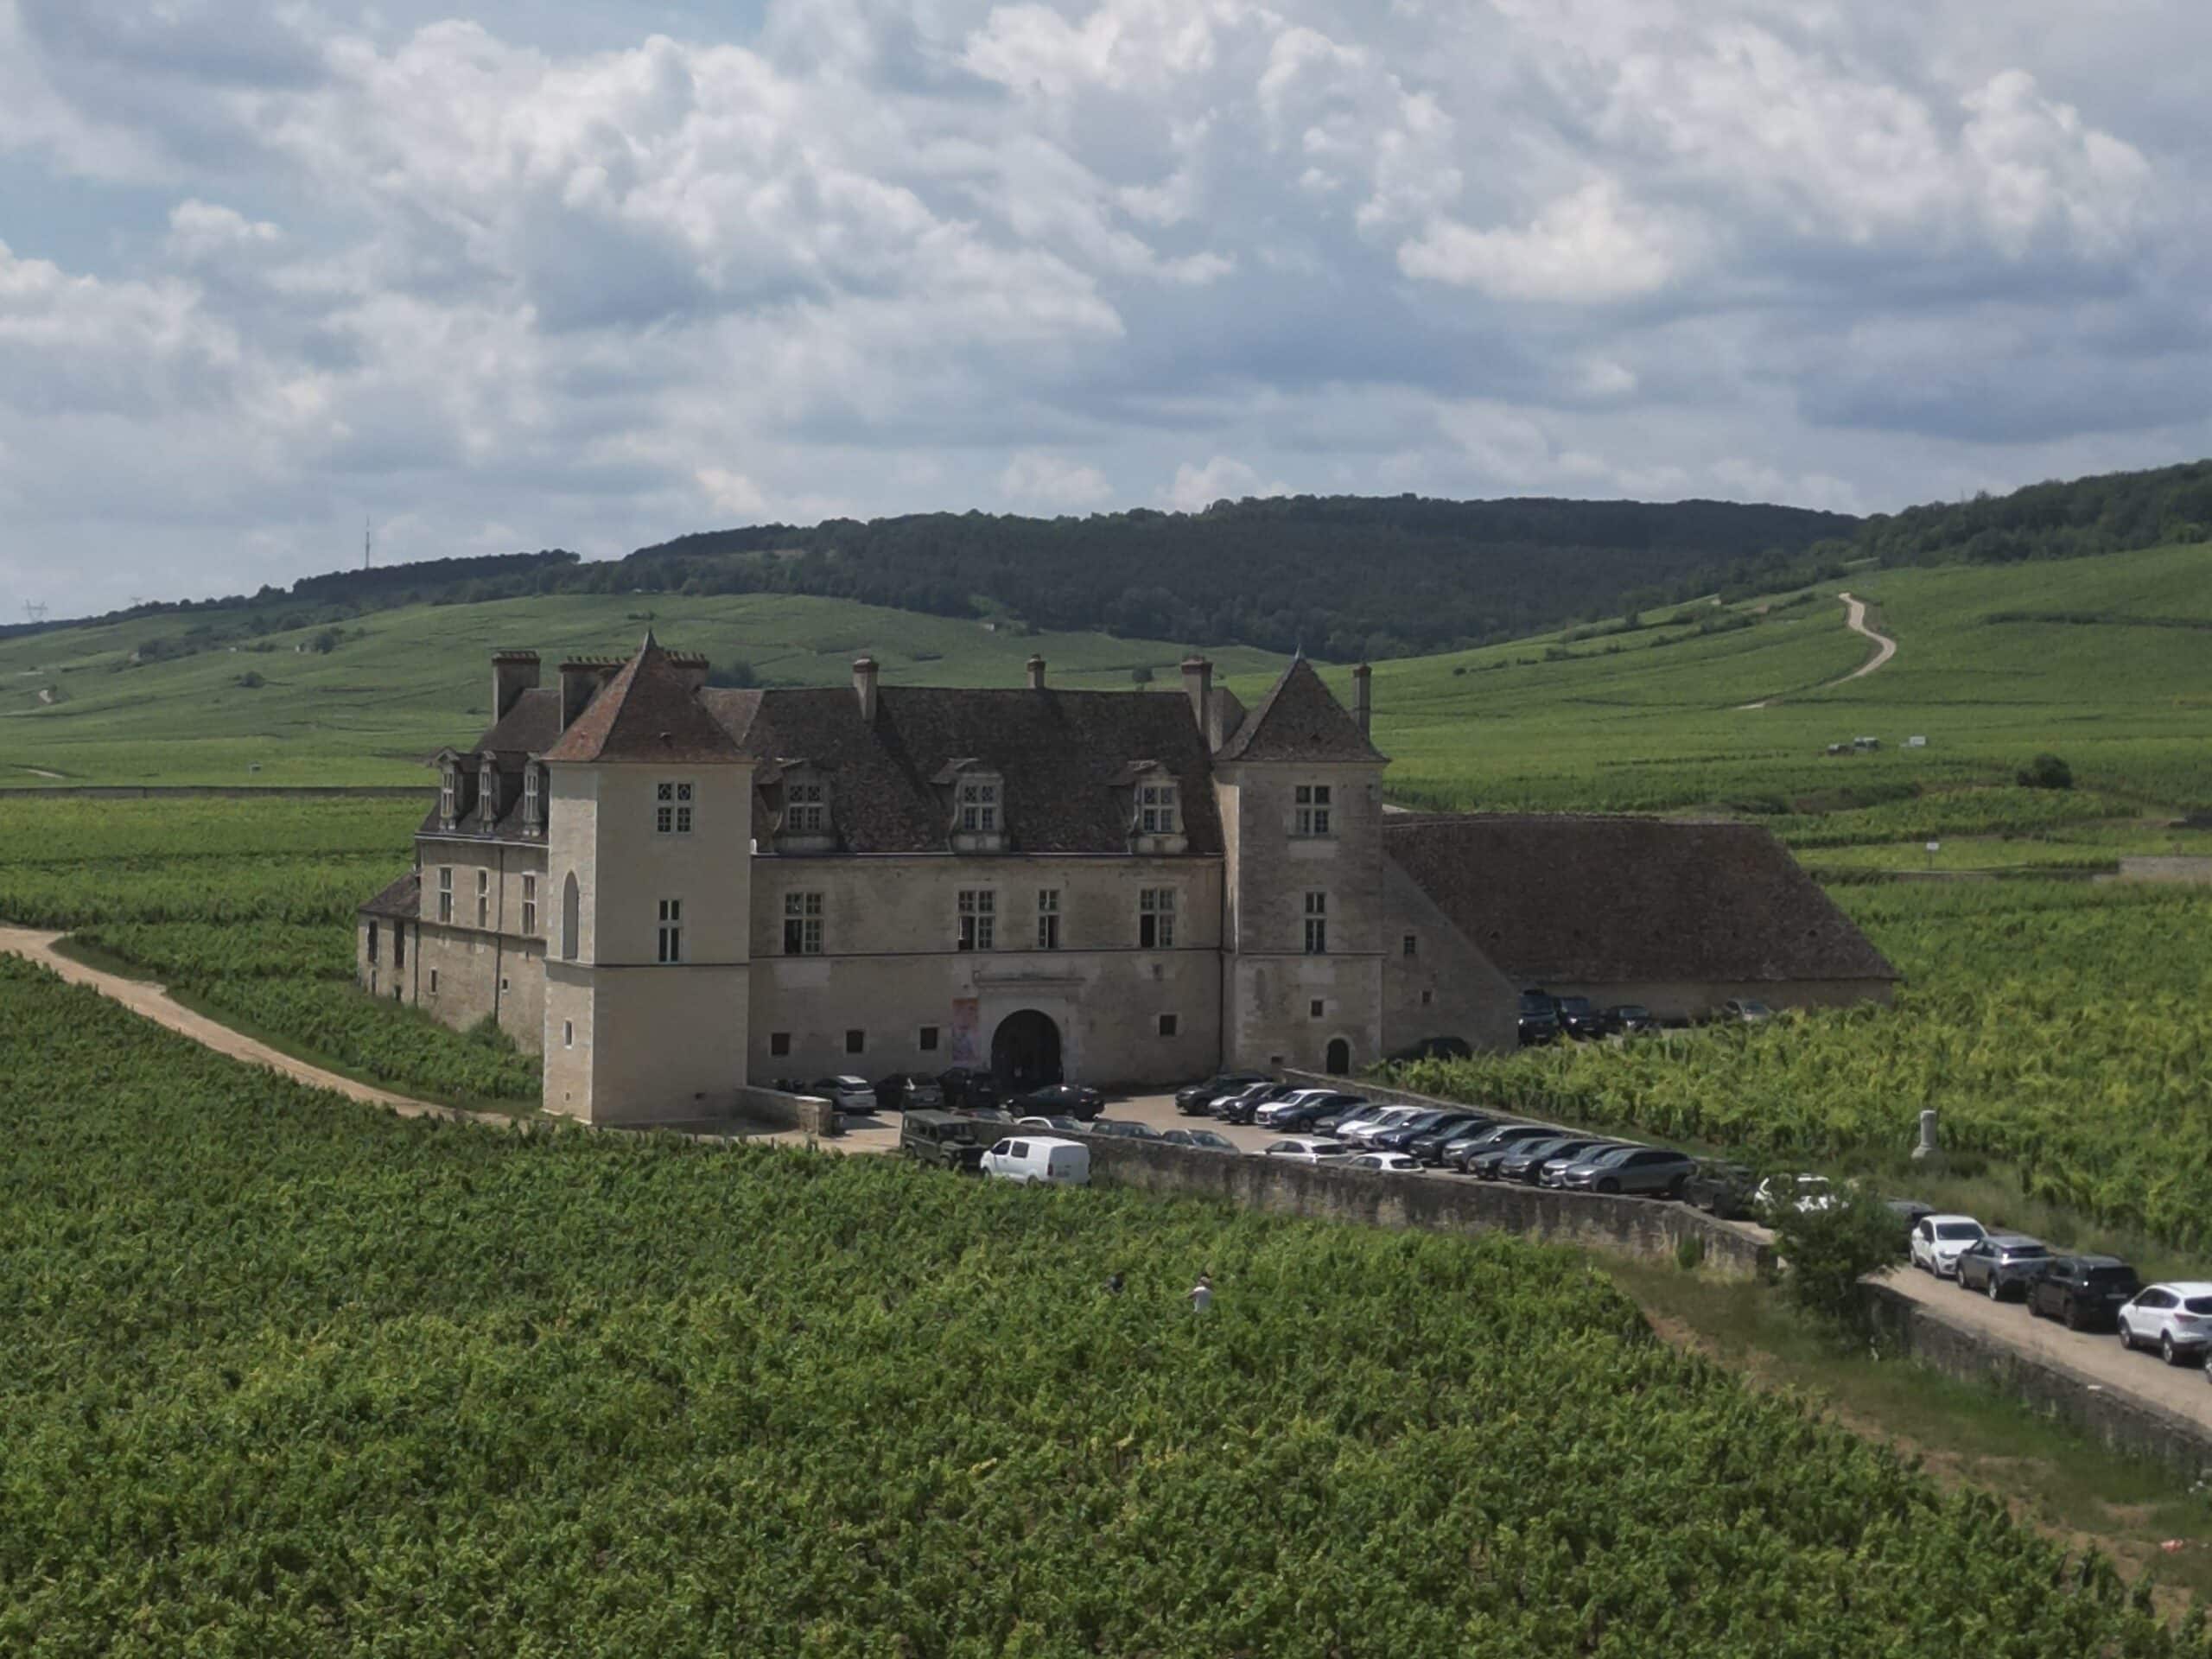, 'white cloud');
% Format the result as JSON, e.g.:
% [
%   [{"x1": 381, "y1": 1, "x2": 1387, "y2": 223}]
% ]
[
  {"x1": 1400, "y1": 181, "x2": 1684, "y2": 302},
  {"x1": 696, "y1": 467, "x2": 766, "y2": 516},
  {"x1": 164, "y1": 199, "x2": 280, "y2": 264},
  {"x1": 1165, "y1": 454, "x2": 1288, "y2": 512},
  {"x1": 1001, "y1": 450, "x2": 1113, "y2": 507}
]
